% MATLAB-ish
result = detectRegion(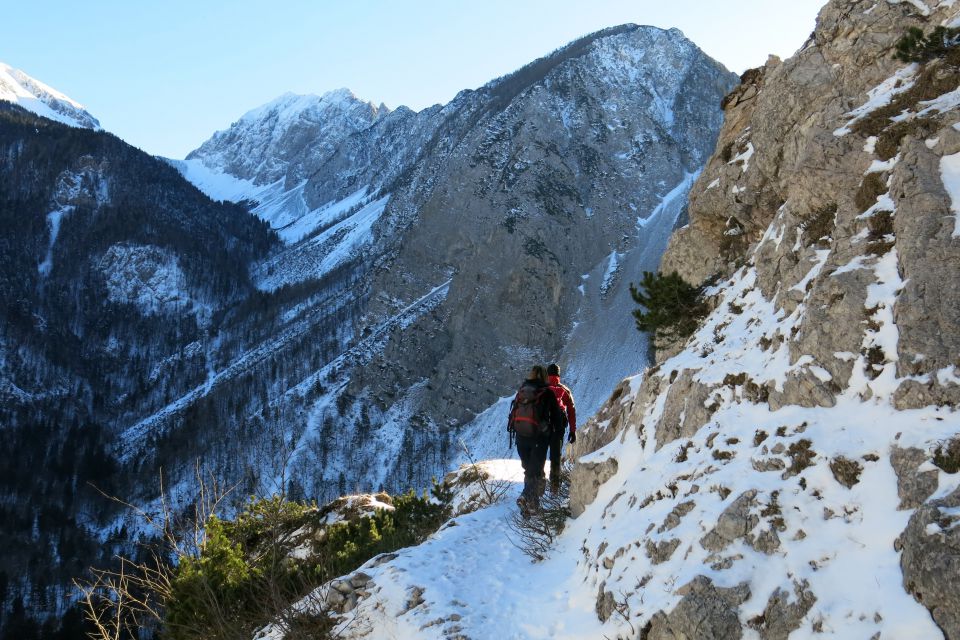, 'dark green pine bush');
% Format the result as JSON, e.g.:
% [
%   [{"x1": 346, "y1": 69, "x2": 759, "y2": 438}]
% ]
[
  {"x1": 932, "y1": 436, "x2": 960, "y2": 474},
  {"x1": 894, "y1": 26, "x2": 960, "y2": 63},
  {"x1": 163, "y1": 488, "x2": 450, "y2": 640},
  {"x1": 629, "y1": 271, "x2": 707, "y2": 339}
]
